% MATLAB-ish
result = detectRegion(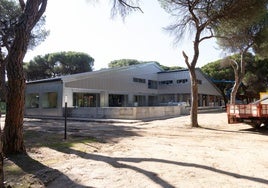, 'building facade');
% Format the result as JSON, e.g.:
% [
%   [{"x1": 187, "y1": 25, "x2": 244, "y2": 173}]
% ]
[{"x1": 25, "y1": 63, "x2": 223, "y2": 118}]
